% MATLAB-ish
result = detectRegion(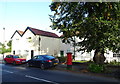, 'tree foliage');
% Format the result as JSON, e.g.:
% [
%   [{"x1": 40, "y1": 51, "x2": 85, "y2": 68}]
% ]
[
  {"x1": 49, "y1": 2, "x2": 120, "y2": 64},
  {"x1": 49, "y1": 2, "x2": 120, "y2": 53},
  {"x1": 0, "y1": 42, "x2": 6, "y2": 54},
  {"x1": 7, "y1": 40, "x2": 12, "y2": 50},
  {"x1": 0, "y1": 40, "x2": 12, "y2": 54}
]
